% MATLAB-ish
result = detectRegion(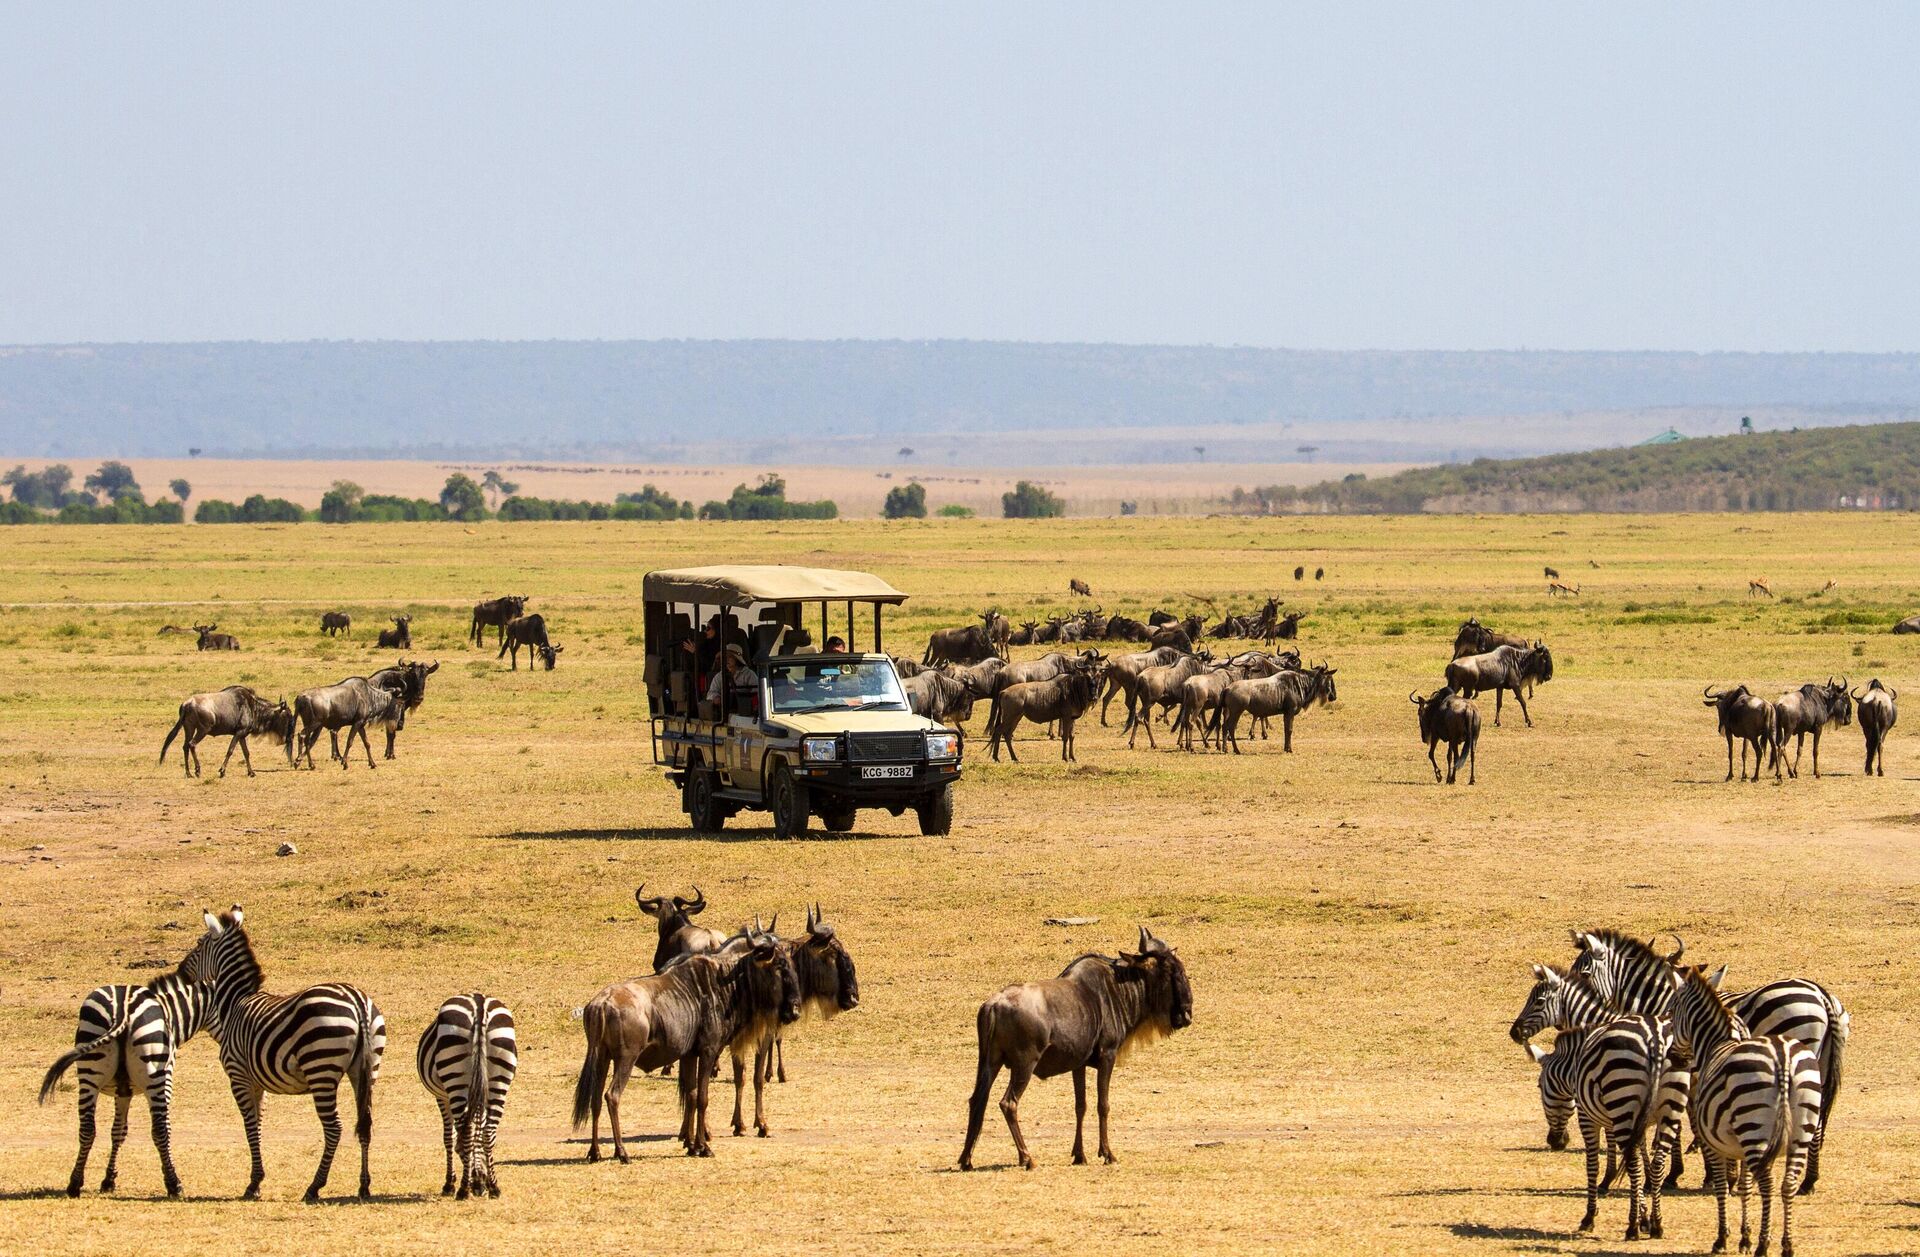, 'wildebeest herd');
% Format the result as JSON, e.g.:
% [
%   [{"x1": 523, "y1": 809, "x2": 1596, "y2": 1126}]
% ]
[{"x1": 1509, "y1": 929, "x2": 1847, "y2": 1255}]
